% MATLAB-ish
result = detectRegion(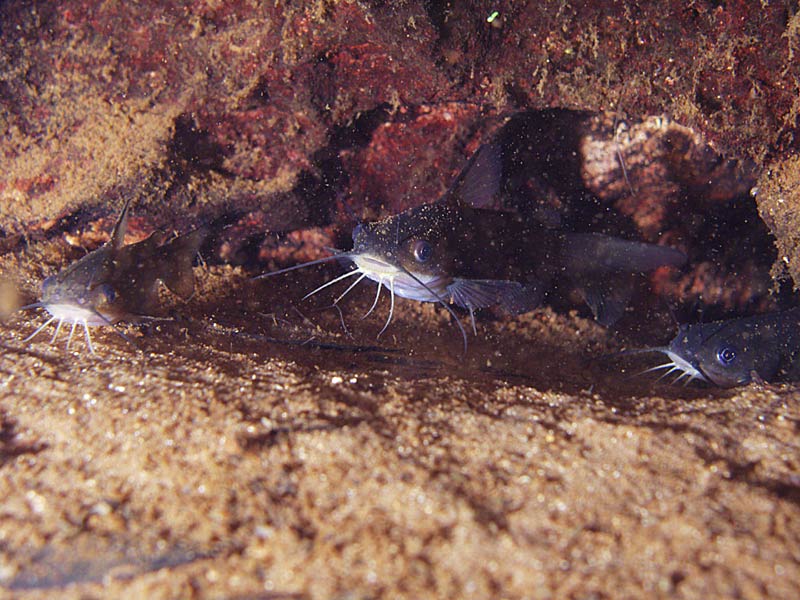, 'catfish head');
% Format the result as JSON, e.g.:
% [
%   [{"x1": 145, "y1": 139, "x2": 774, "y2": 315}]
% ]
[
  {"x1": 39, "y1": 247, "x2": 122, "y2": 327},
  {"x1": 255, "y1": 142, "x2": 504, "y2": 352},
  {"x1": 665, "y1": 317, "x2": 785, "y2": 388},
  {"x1": 350, "y1": 201, "x2": 462, "y2": 303},
  {"x1": 628, "y1": 308, "x2": 800, "y2": 387}
]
